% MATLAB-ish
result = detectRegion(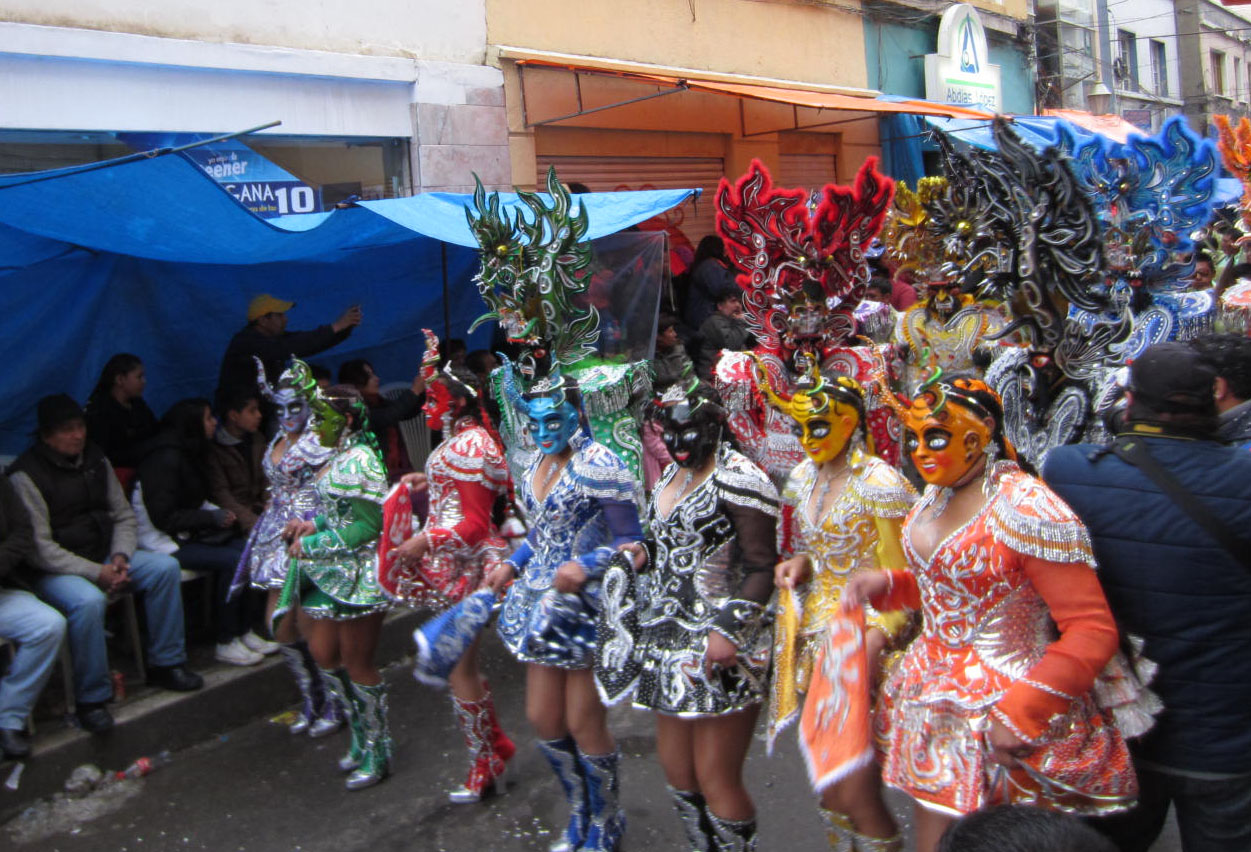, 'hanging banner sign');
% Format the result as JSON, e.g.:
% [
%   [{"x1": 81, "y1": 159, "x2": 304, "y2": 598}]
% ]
[
  {"x1": 924, "y1": 4, "x2": 1003, "y2": 113},
  {"x1": 117, "y1": 133, "x2": 321, "y2": 219}
]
